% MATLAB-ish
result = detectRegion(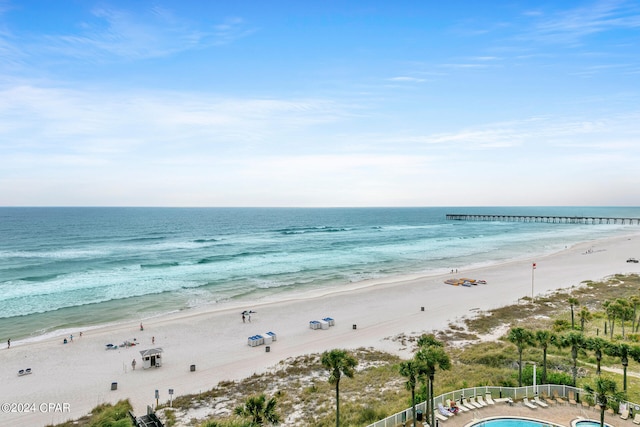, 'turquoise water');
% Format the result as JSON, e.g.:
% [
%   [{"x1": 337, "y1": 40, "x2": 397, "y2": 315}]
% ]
[
  {"x1": 2, "y1": 206, "x2": 639, "y2": 341},
  {"x1": 474, "y1": 418, "x2": 560, "y2": 427}
]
